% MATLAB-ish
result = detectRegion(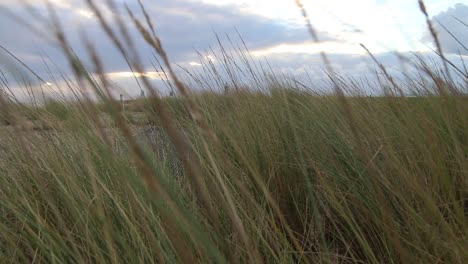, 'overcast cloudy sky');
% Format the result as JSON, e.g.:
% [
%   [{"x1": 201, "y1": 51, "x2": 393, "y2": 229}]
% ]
[{"x1": 0, "y1": 0, "x2": 467, "y2": 98}]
